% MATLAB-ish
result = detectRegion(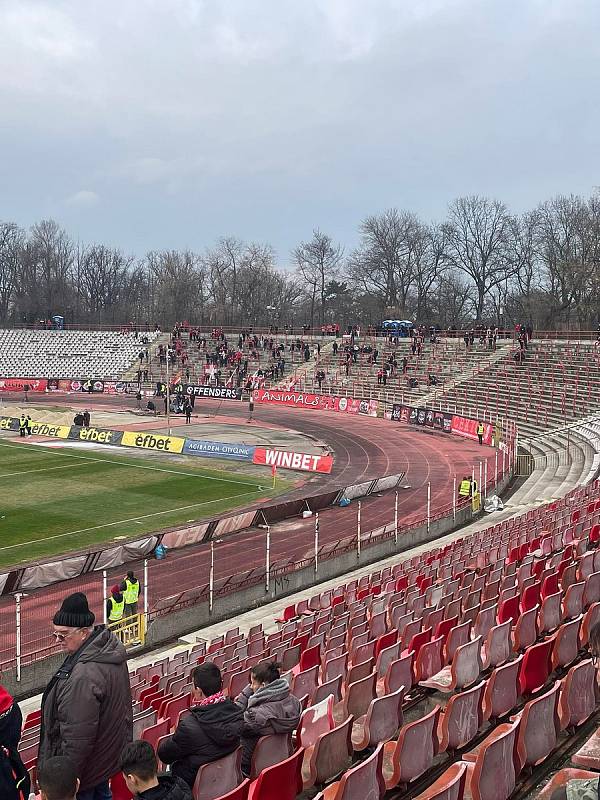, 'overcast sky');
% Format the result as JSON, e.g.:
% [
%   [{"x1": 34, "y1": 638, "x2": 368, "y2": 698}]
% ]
[{"x1": 1, "y1": 0, "x2": 598, "y2": 264}]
